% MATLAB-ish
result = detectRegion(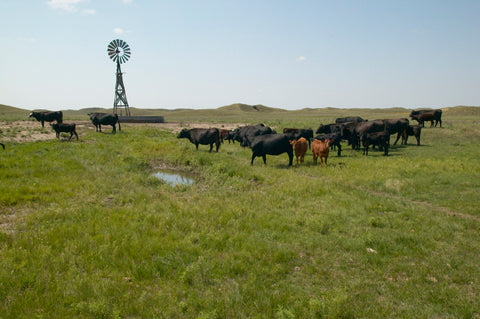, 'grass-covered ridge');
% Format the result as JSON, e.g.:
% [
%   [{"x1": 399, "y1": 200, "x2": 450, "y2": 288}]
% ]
[{"x1": 1, "y1": 104, "x2": 480, "y2": 317}]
